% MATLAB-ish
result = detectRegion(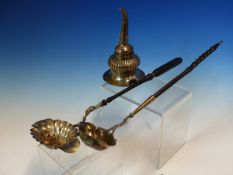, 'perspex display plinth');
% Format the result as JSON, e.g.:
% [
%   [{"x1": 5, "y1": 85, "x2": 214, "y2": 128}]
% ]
[
  {"x1": 38, "y1": 79, "x2": 192, "y2": 175},
  {"x1": 38, "y1": 144, "x2": 123, "y2": 175}
]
